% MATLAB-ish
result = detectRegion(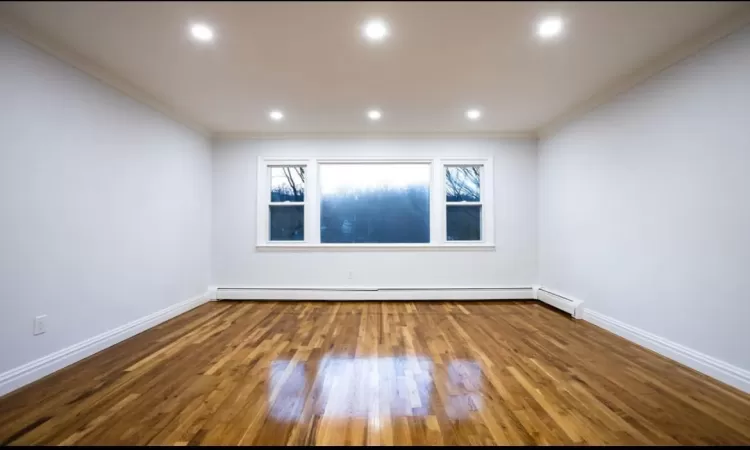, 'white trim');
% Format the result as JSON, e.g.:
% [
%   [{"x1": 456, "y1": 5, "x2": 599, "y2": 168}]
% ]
[
  {"x1": 0, "y1": 291, "x2": 212, "y2": 398},
  {"x1": 316, "y1": 156, "x2": 435, "y2": 164},
  {"x1": 431, "y1": 158, "x2": 444, "y2": 241},
  {"x1": 441, "y1": 160, "x2": 493, "y2": 245},
  {"x1": 258, "y1": 158, "x2": 311, "y2": 246},
  {"x1": 215, "y1": 131, "x2": 538, "y2": 140},
  {"x1": 307, "y1": 161, "x2": 321, "y2": 244},
  {"x1": 256, "y1": 243, "x2": 494, "y2": 251},
  {"x1": 264, "y1": 158, "x2": 311, "y2": 165},
  {"x1": 584, "y1": 309, "x2": 750, "y2": 394},
  {"x1": 217, "y1": 286, "x2": 534, "y2": 301},
  {"x1": 257, "y1": 156, "x2": 495, "y2": 249},
  {"x1": 536, "y1": 287, "x2": 585, "y2": 319}
]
